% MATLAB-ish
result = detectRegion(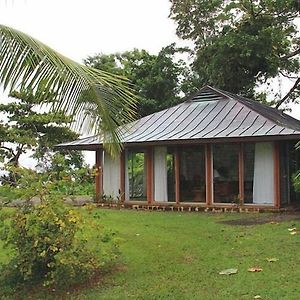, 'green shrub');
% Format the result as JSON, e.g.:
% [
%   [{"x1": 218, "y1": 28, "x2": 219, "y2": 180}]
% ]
[
  {"x1": 1, "y1": 160, "x2": 95, "y2": 200},
  {"x1": 0, "y1": 168, "x2": 119, "y2": 294}
]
